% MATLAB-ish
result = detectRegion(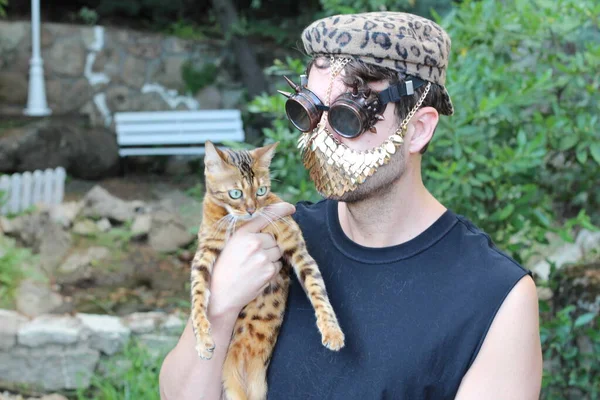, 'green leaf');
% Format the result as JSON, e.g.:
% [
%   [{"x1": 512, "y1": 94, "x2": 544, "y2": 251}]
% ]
[
  {"x1": 590, "y1": 143, "x2": 600, "y2": 164},
  {"x1": 576, "y1": 148, "x2": 588, "y2": 164},
  {"x1": 574, "y1": 313, "x2": 597, "y2": 328}
]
